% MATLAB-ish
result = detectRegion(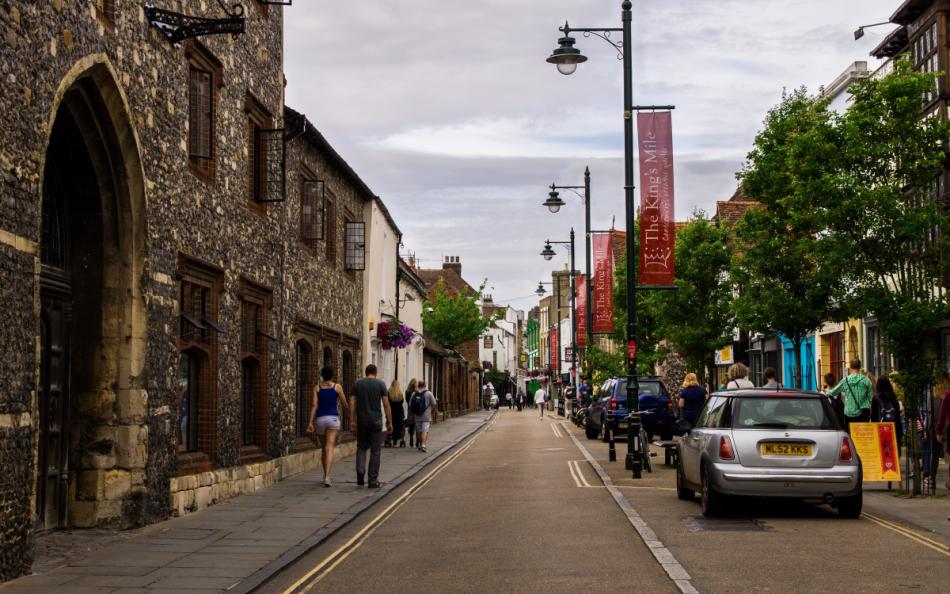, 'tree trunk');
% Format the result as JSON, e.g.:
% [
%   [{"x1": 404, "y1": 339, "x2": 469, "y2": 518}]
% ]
[{"x1": 792, "y1": 336, "x2": 804, "y2": 390}]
